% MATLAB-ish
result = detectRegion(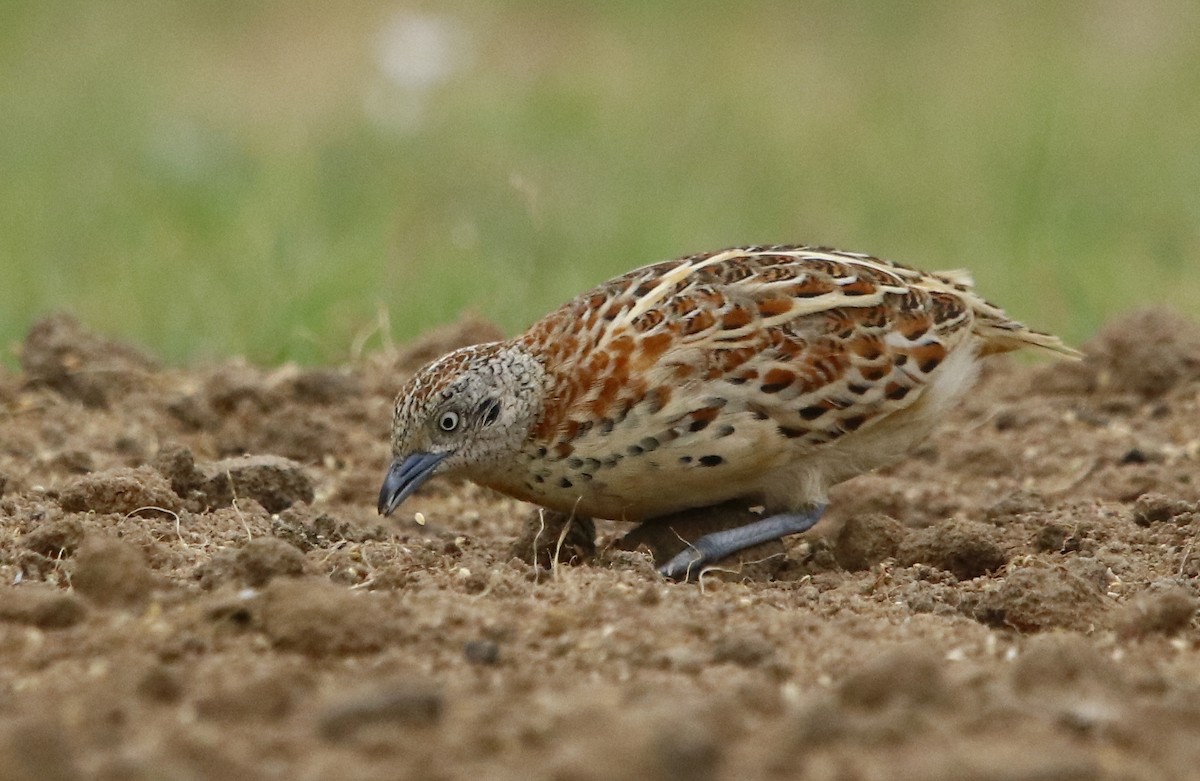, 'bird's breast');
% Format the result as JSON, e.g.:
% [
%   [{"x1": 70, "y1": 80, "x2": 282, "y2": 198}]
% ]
[{"x1": 488, "y1": 401, "x2": 796, "y2": 520}]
